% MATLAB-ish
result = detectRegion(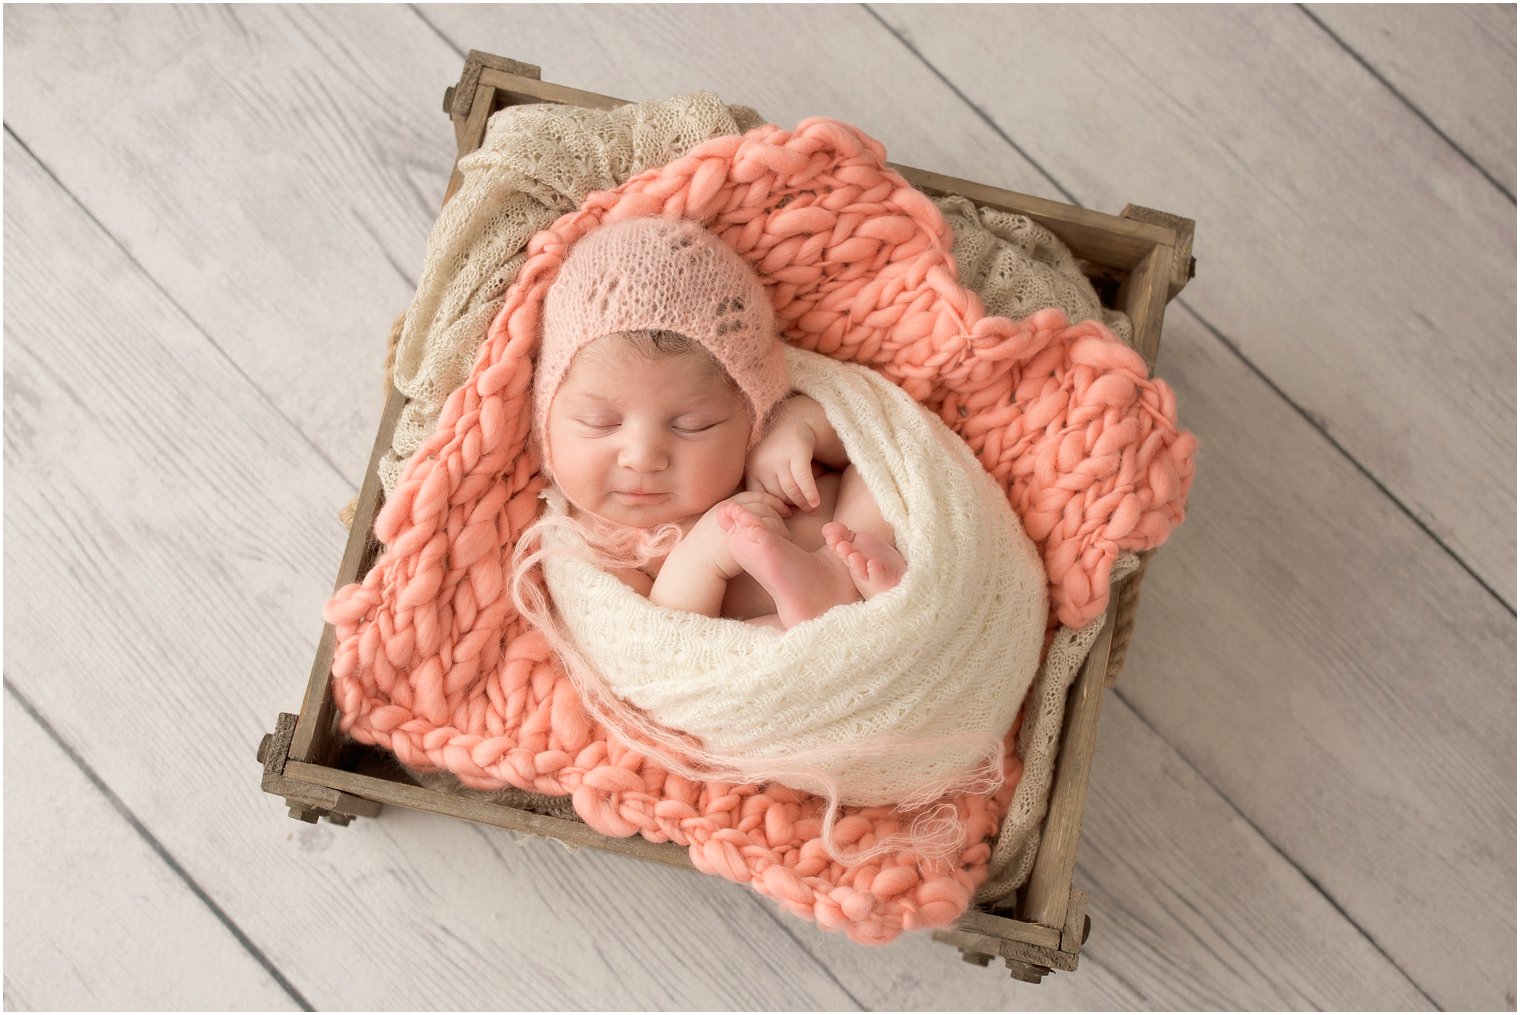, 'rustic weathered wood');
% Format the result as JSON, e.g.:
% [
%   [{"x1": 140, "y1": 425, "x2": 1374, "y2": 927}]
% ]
[
  {"x1": 899, "y1": 165, "x2": 1176, "y2": 272},
  {"x1": 1121, "y1": 205, "x2": 1196, "y2": 298},
  {"x1": 446, "y1": 51, "x2": 542, "y2": 148},
  {"x1": 454, "y1": 65, "x2": 1192, "y2": 285},
  {"x1": 479, "y1": 66, "x2": 626, "y2": 113},
  {"x1": 947, "y1": 909, "x2": 1062, "y2": 951},
  {"x1": 1006, "y1": 959, "x2": 1046, "y2": 984},
  {"x1": 1115, "y1": 244, "x2": 1171, "y2": 367},
  {"x1": 1020, "y1": 612, "x2": 1116, "y2": 932},
  {"x1": 286, "y1": 759, "x2": 695, "y2": 867},
  {"x1": 1102, "y1": 552, "x2": 1152, "y2": 688},
  {"x1": 1061, "y1": 888, "x2": 1090, "y2": 952}
]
